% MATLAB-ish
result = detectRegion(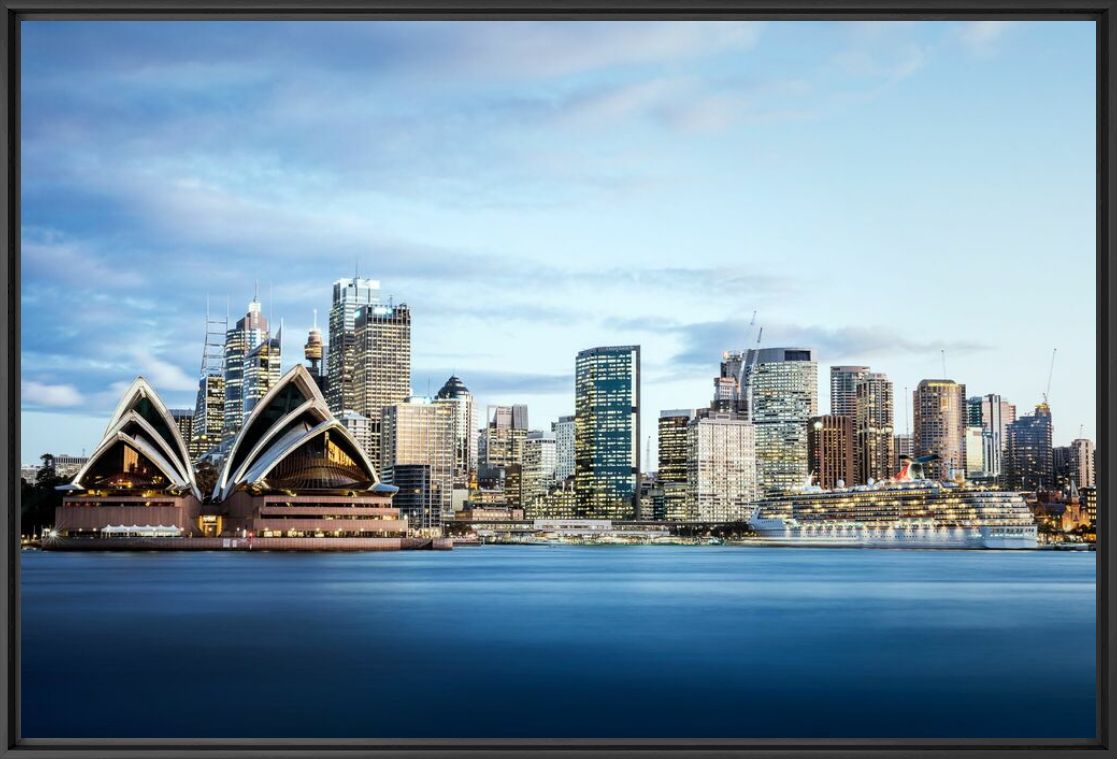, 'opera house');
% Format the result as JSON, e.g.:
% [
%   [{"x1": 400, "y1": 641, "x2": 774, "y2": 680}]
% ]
[{"x1": 51, "y1": 366, "x2": 428, "y2": 550}]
